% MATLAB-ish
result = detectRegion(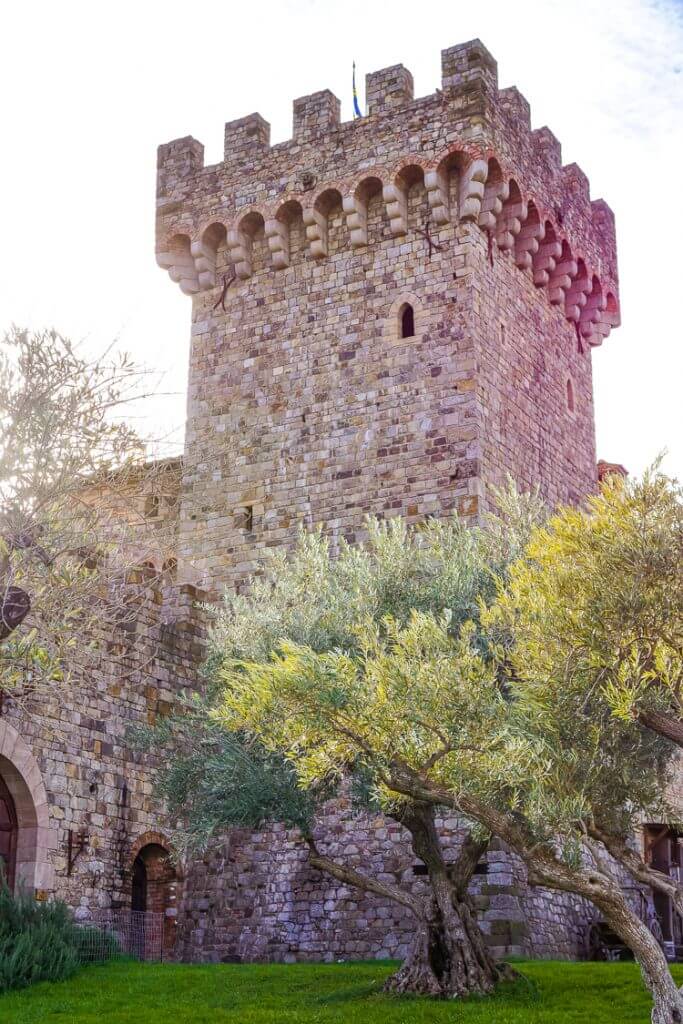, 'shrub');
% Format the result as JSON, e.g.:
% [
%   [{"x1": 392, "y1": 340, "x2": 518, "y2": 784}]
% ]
[{"x1": 0, "y1": 883, "x2": 119, "y2": 992}]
